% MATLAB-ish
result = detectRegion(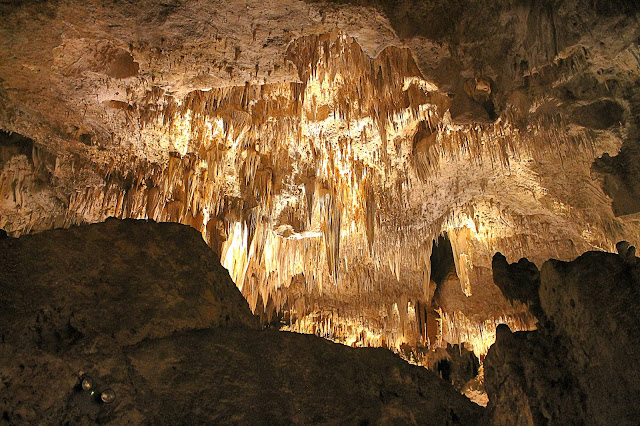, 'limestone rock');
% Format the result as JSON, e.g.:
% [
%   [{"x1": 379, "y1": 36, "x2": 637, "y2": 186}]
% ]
[
  {"x1": 539, "y1": 252, "x2": 640, "y2": 423},
  {"x1": 485, "y1": 249, "x2": 640, "y2": 424},
  {"x1": 0, "y1": 219, "x2": 483, "y2": 424},
  {"x1": 484, "y1": 328, "x2": 584, "y2": 425},
  {"x1": 113, "y1": 328, "x2": 483, "y2": 424},
  {"x1": 0, "y1": 217, "x2": 260, "y2": 355},
  {"x1": 1, "y1": 0, "x2": 640, "y2": 369}
]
